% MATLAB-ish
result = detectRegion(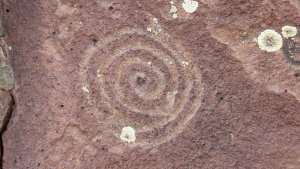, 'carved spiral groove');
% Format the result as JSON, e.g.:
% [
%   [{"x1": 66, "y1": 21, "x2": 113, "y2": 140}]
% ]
[{"x1": 80, "y1": 28, "x2": 203, "y2": 148}]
